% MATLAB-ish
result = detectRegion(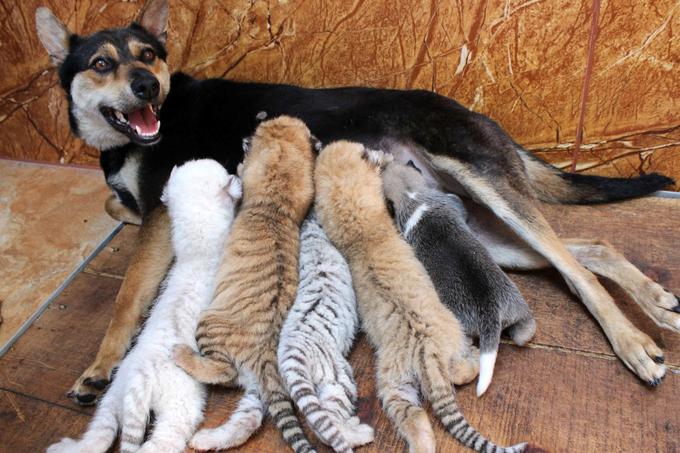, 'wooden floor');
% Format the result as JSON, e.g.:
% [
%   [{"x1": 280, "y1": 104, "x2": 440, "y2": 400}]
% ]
[{"x1": 1, "y1": 197, "x2": 679, "y2": 452}]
